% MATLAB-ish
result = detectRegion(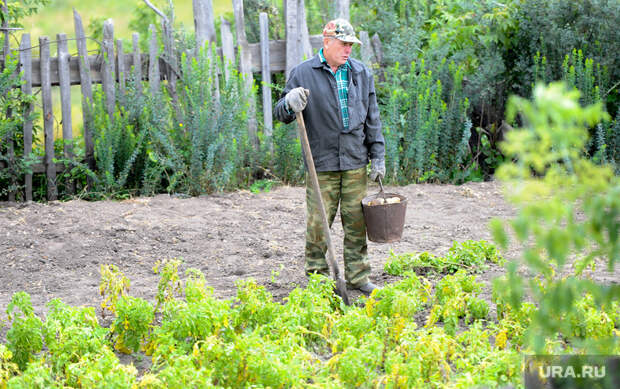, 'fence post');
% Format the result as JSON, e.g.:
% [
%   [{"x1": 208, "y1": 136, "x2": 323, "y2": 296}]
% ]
[
  {"x1": 359, "y1": 31, "x2": 373, "y2": 65},
  {"x1": 73, "y1": 9, "x2": 96, "y2": 184},
  {"x1": 132, "y1": 32, "x2": 142, "y2": 94},
  {"x1": 371, "y1": 33, "x2": 384, "y2": 66},
  {"x1": 285, "y1": 0, "x2": 298, "y2": 80},
  {"x1": 39, "y1": 36, "x2": 57, "y2": 201},
  {"x1": 193, "y1": 0, "x2": 219, "y2": 101},
  {"x1": 57, "y1": 33, "x2": 73, "y2": 159},
  {"x1": 57, "y1": 33, "x2": 75, "y2": 195},
  {"x1": 19, "y1": 34, "x2": 33, "y2": 201},
  {"x1": 298, "y1": 0, "x2": 312, "y2": 60},
  {"x1": 220, "y1": 16, "x2": 234, "y2": 81},
  {"x1": 102, "y1": 19, "x2": 115, "y2": 119},
  {"x1": 233, "y1": 0, "x2": 258, "y2": 150},
  {"x1": 2, "y1": 0, "x2": 15, "y2": 201},
  {"x1": 371, "y1": 33, "x2": 385, "y2": 82},
  {"x1": 117, "y1": 39, "x2": 126, "y2": 98},
  {"x1": 259, "y1": 12, "x2": 272, "y2": 152},
  {"x1": 193, "y1": 0, "x2": 216, "y2": 49},
  {"x1": 148, "y1": 24, "x2": 160, "y2": 95},
  {"x1": 335, "y1": 0, "x2": 350, "y2": 20}
]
